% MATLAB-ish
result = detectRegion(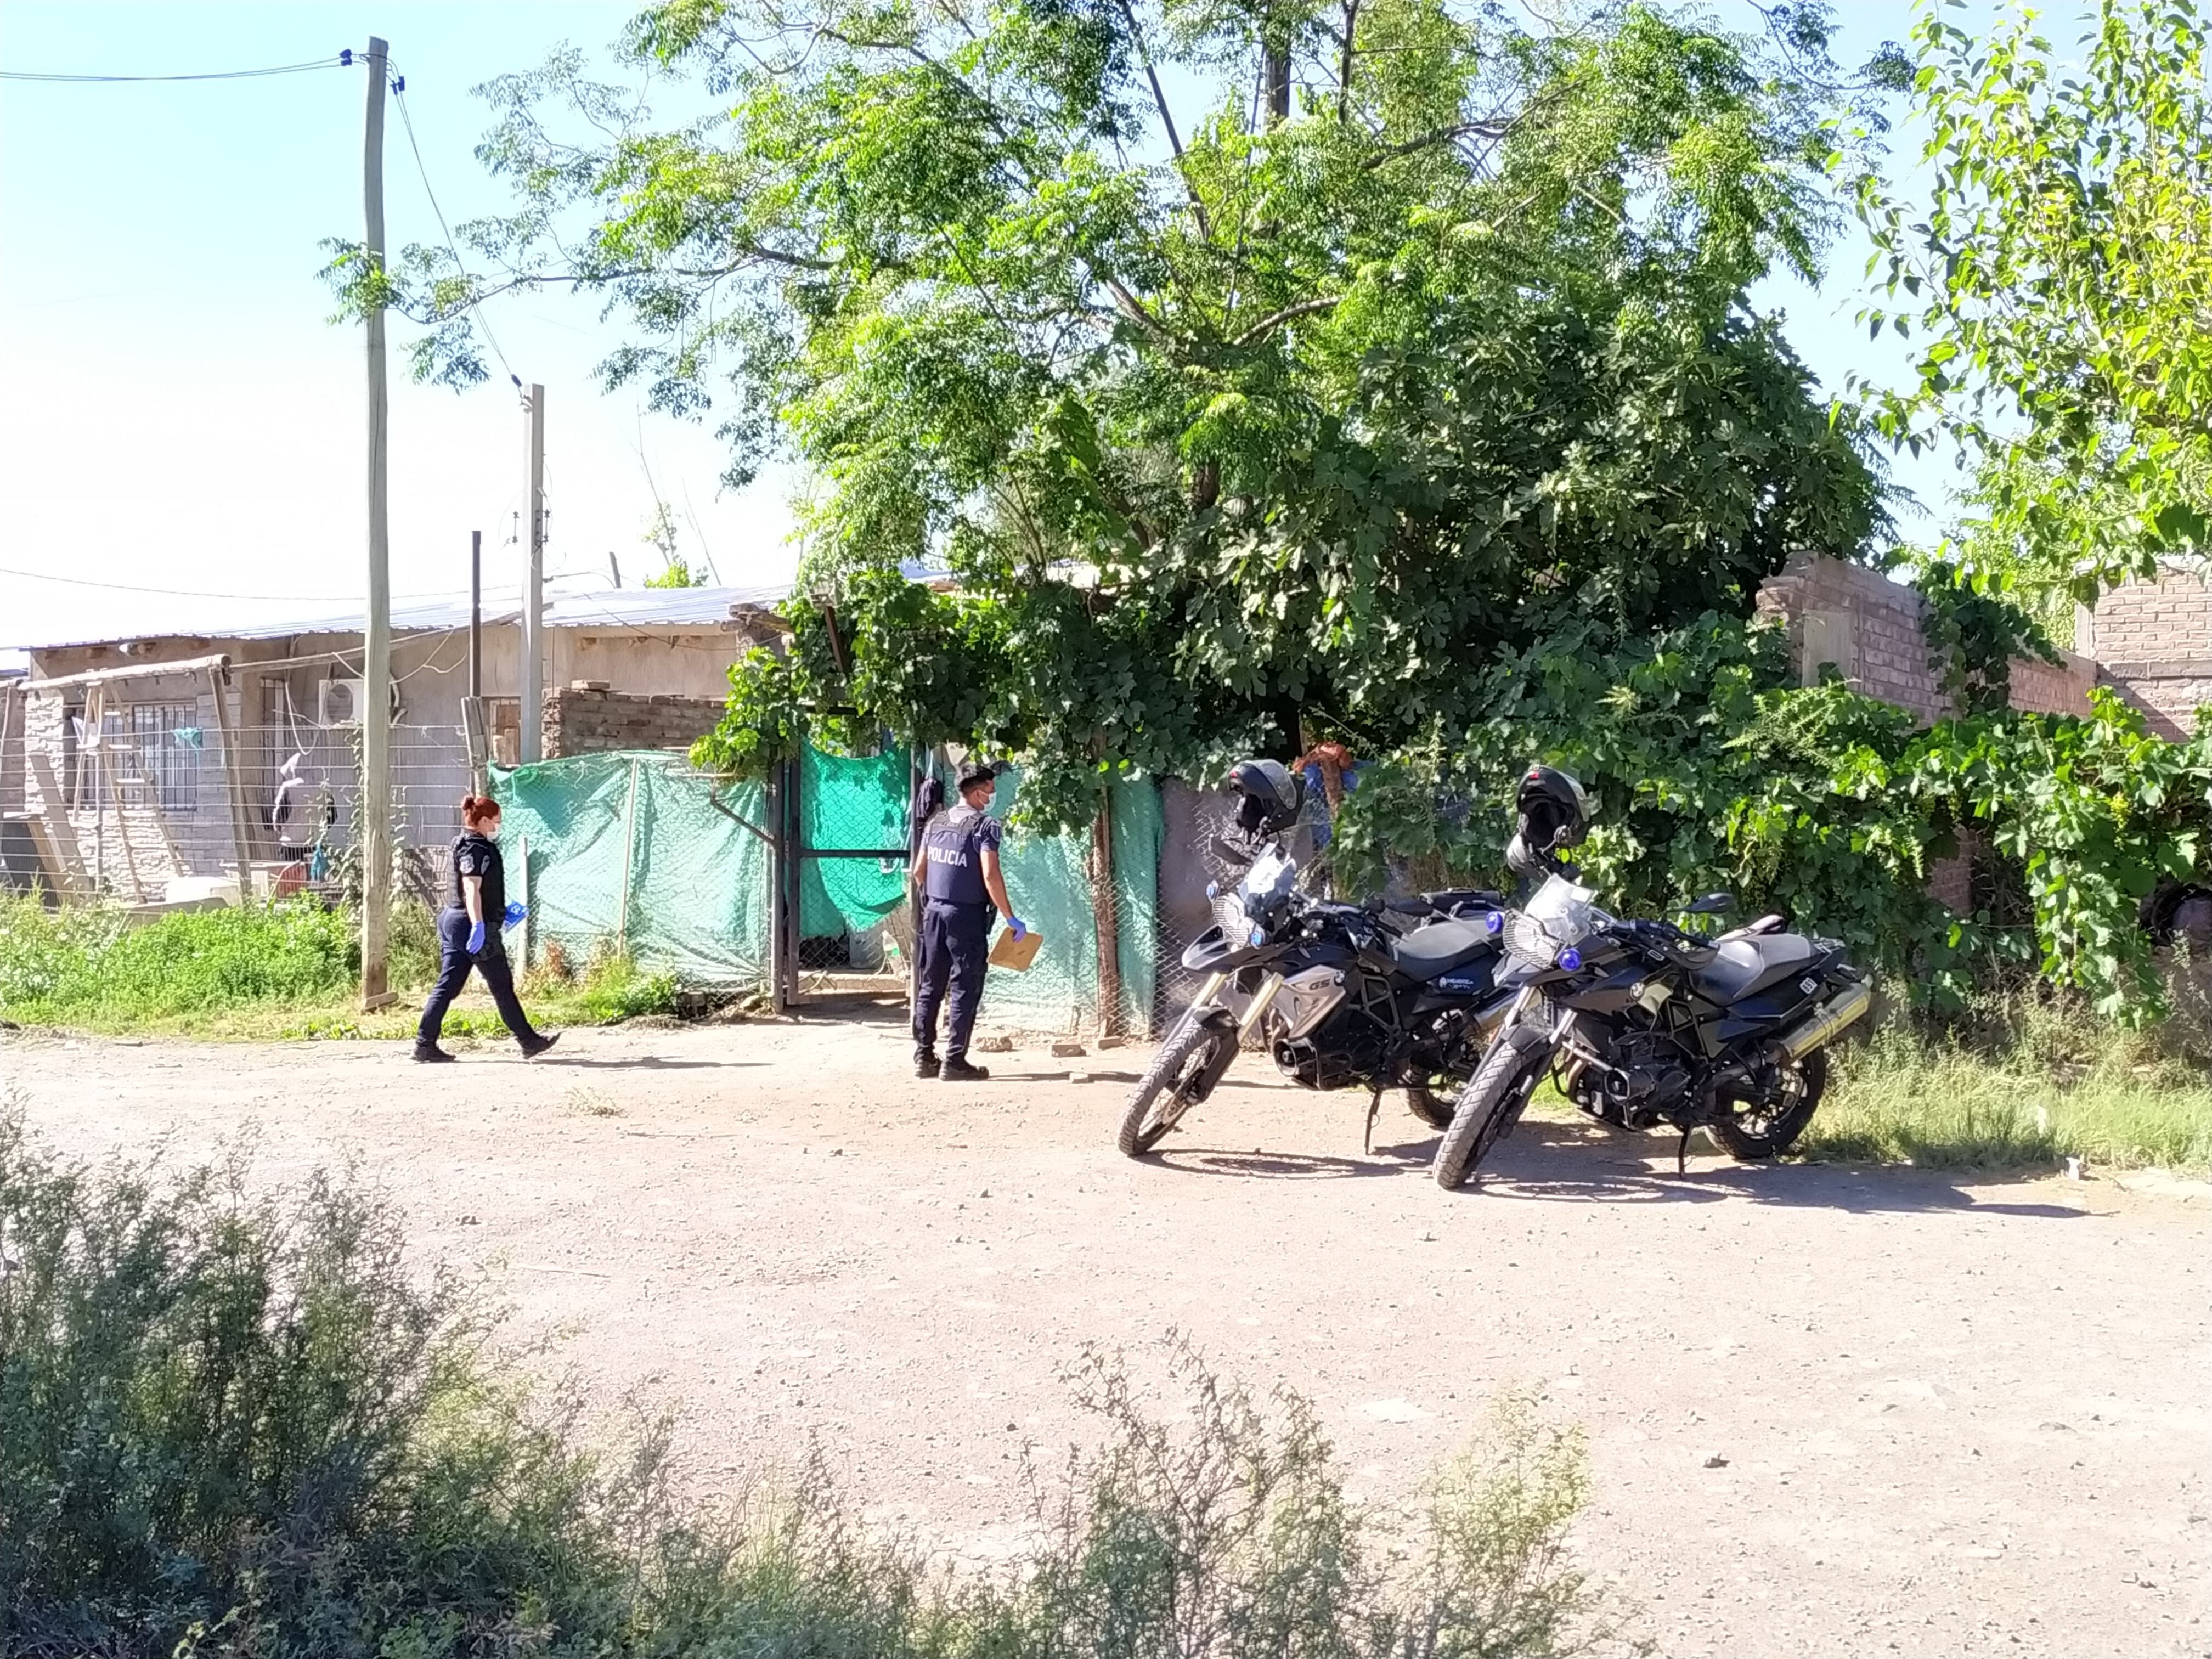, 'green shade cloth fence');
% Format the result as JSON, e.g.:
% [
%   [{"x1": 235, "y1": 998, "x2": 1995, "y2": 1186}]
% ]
[
  {"x1": 492, "y1": 752, "x2": 771, "y2": 986},
  {"x1": 491, "y1": 749, "x2": 1161, "y2": 1032}
]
